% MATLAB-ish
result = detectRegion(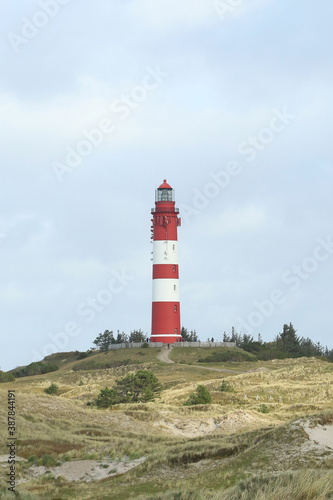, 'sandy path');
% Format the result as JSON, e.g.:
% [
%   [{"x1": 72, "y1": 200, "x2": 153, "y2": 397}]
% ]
[{"x1": 157, "y1": 346, "x2": 175, "y2": 364}]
